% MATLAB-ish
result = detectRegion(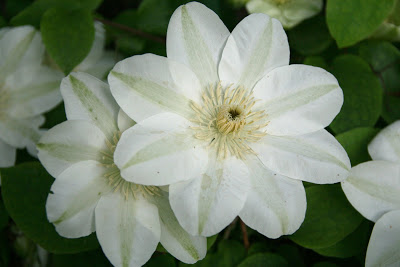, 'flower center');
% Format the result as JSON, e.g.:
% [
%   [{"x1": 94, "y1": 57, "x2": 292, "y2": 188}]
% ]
[
  {"x1": 101, "y1": 131, "x2": 160, "y2": 199},
  {"x1": 190, "y1": 82, "x2": 269, "y2": 160}
]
